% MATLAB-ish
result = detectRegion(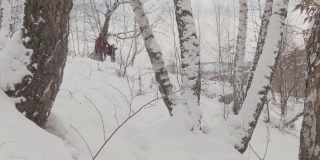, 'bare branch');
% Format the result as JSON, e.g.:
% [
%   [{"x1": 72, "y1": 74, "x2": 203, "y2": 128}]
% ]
[
  {"x1": 71, "y1": 125, "x2": 94, "y2": 159},
  {"x1": 92, "y1": 96, "x2": 162, "y2": 159},
  {"x1": 83, "y1": 95, "x2": 108, "y2": 141}
]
